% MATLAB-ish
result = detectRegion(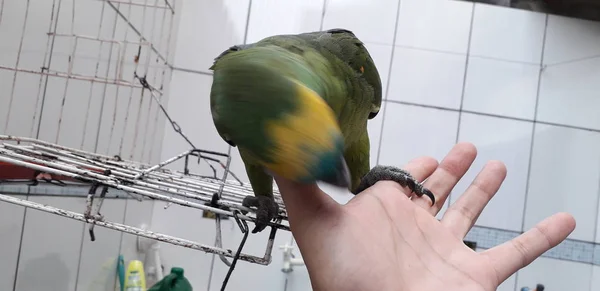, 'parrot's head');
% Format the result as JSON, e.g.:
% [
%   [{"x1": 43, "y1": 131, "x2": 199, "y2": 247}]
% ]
[{"x1": 210, "y1": 50, "x2": 351, "y2": 188}]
